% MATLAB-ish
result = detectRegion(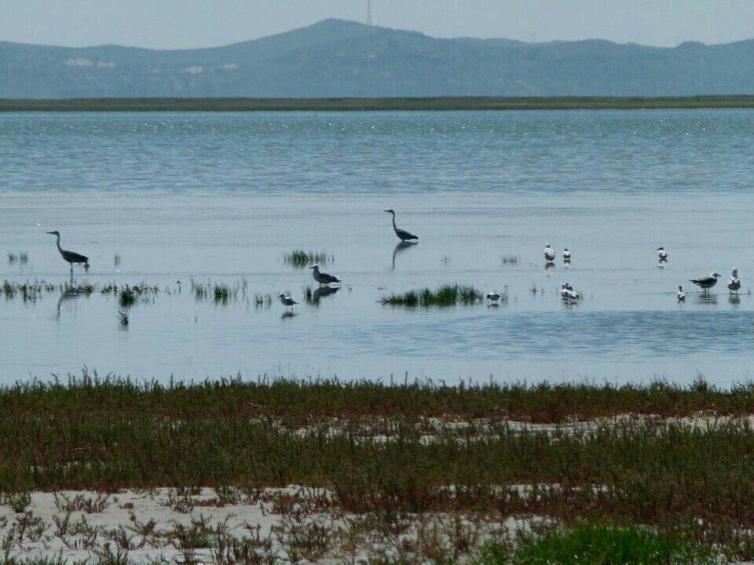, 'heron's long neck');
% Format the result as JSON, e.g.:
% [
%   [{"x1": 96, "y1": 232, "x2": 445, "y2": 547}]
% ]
[
  {"x1": 55, "y1": 235, "x2": 63, "y2": 254},
  {"x1": 391, "y1": 213, "x2": 397, "y2": 230}
]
